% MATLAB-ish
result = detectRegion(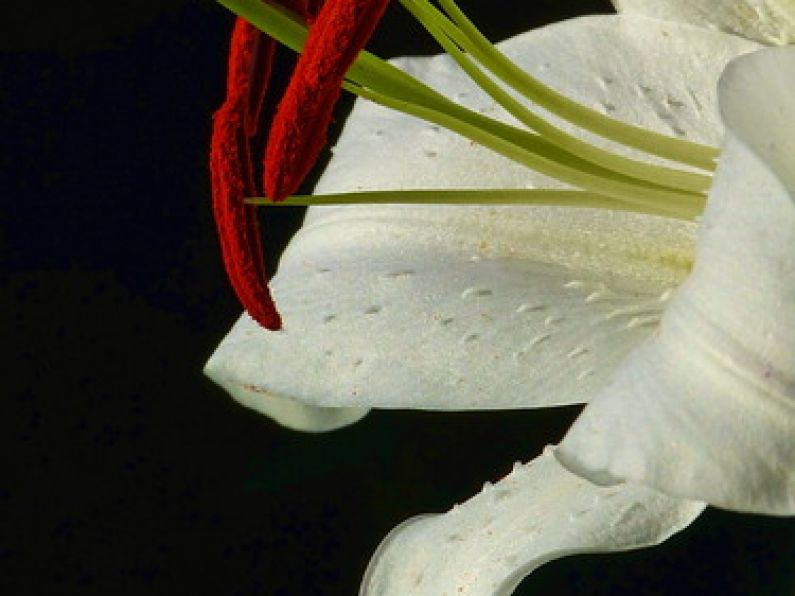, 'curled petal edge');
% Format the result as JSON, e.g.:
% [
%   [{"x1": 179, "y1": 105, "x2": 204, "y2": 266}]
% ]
[{"x1": 361, "y1": 447, "x2": 705, "y2": 595}]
